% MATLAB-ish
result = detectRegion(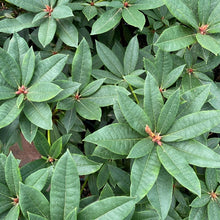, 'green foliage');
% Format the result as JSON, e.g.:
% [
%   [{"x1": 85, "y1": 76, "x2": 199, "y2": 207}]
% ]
[{"x1": 0, "y1": 0, "x2": 220, "y2": 219}]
